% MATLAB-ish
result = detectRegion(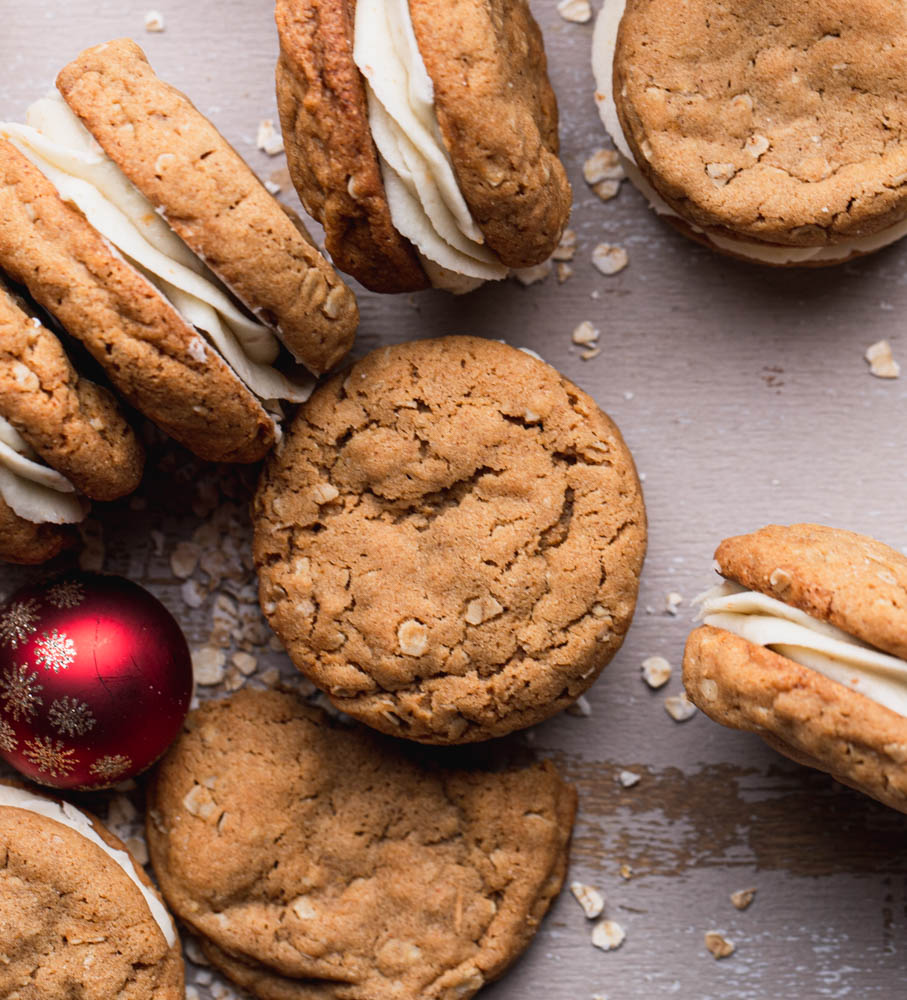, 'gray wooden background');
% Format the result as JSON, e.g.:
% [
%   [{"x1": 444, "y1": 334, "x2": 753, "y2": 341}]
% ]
[{"x1": 3, "y1": 1, "x2": 907, "y2": 997}]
